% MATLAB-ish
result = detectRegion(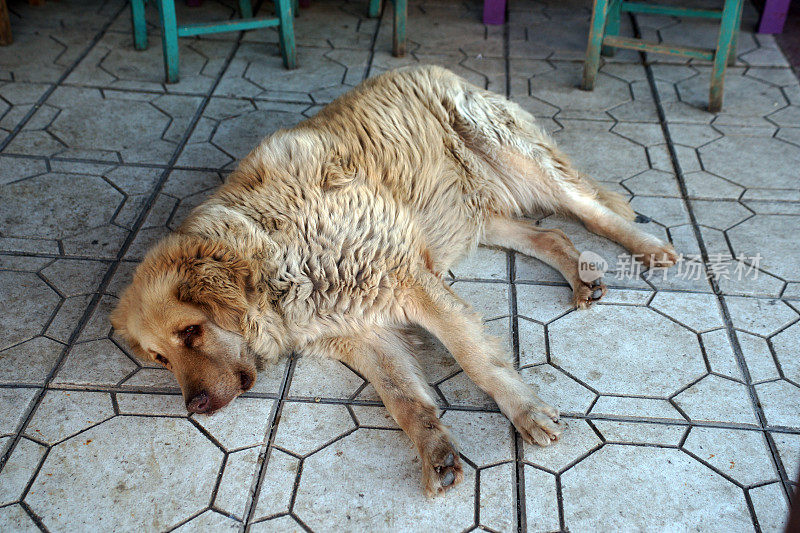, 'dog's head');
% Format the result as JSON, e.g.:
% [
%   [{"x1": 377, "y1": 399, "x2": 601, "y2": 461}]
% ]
[{"x1": 111, "y1": 234, "x2": 258, "y2": 414}]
